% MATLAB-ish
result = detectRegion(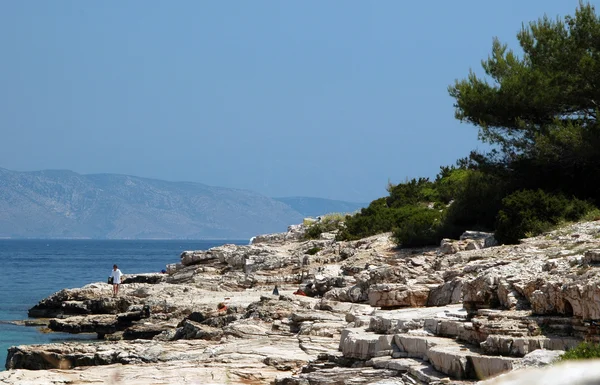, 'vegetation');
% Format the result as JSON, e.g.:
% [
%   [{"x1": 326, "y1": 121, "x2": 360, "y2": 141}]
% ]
[
  {"x1": 495, "y1": 190, "x2": 595, "y2": 244},
  {"x1": 392, "y1": 206, "x2": 442, "y2": 248},
  {"x1": 337, "y1": 2, "x2": 599, "y2": 247},
  {"x1": 560, "y1": 342, "x2": 600, "y2": 361},
  {"x1": 304, "y1": 213, "x2": 346, "y2": 240},
  {"x1": 448, "y1": 1, "x2": 600, "y2": 203},
  {"x1": 306, "y1": 246, "x2": 321, "y2": 255}
]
